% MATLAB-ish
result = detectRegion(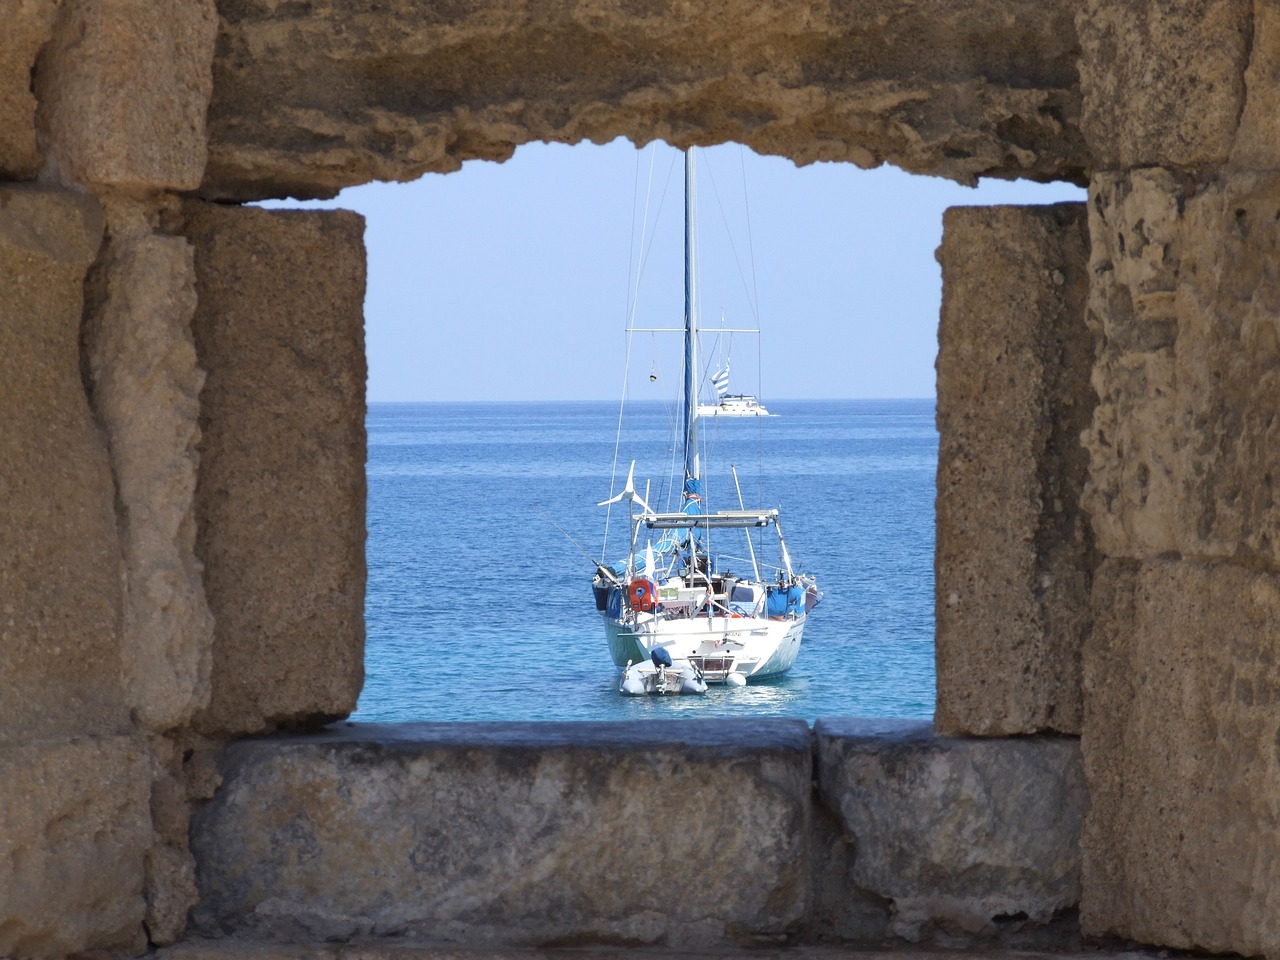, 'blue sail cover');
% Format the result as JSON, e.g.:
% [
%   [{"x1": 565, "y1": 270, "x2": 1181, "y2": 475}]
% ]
[
  {"x1": 653, "y1": 477, "x2": 706, "y2": 556},
  {"x1": 682, "y1": 477, "x2": 704, "y2": 545},
  {"x1": 766, "y1": 584, "x2": 805, "y2": 617}
]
